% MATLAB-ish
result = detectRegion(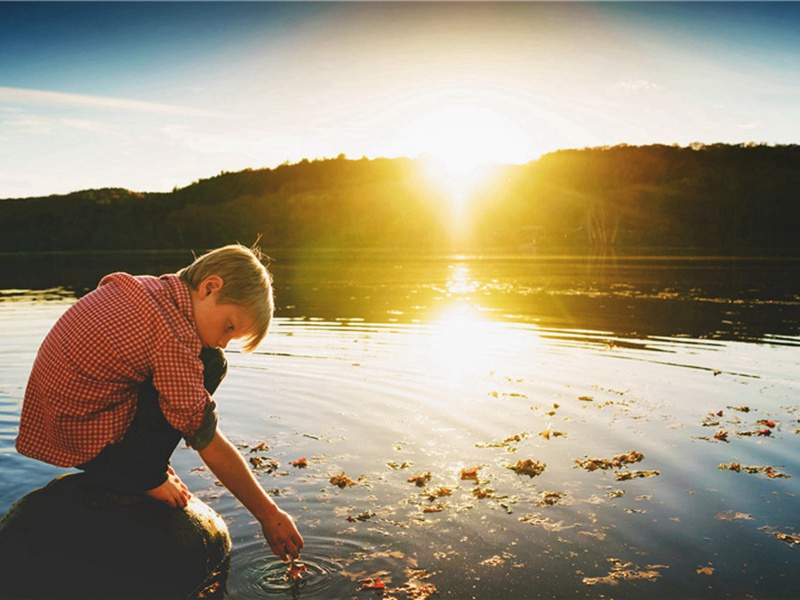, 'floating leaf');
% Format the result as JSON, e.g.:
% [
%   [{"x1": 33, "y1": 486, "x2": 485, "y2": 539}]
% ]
[
  {"x1": 696, "y1": 565, "x2": 714, "y2": 576},
  {"x1": 537, "y1": 491, "x2": 565, "y2": 506},
  {"x1": 714, "y1": 511, "x2": 753, "y2": 521},
  {"x1": 287, "y1": 560, "x2": 307, "y2": 582},
  {"x1": 713, "y1": 430, "x2": 729, "y2": 442},
  {"x1": 460, "y1": 466, "x2": 481, "y2": 480},
  {"x1": 359, "y1": 576, "x2": 387, "y2": 590},
  {"x1": 347, "y1": 510, "x2": 375, "y2": 522},
  {"x1": 508, "y1": 459, "x2": 546, "y2": 477},
  {"x1": 582, "y1": 558, "x2": 667, "y2": 586},
  {"x1": 575, "y1": 451, "x2": 644, "y2": 471},
  {"x1": 539, "y1": 429, "x2": 567, "y2": 440},
  {"x1": 291, "y1": 457, "x2": 308, "y2": 468},
  {"x1": 616, "y1": 470, "x2": 660, "y2": 481},
  {"x1": 773, "y1": 532, "x2": 800, "y2": 546},
  {"x1": 407, "y1": 472, "x2": 432, "y2": 487},
  {"x1": 424, "y1": 486, "x2": 452, "y2": 501},
  {"x1": 249, "y1": 456, "x2": 280, "y2": 474},
  {"x1": 718, "y1": 463, "x2": 790, "y2": 478},
  {"x1": 330, "y1": 472, "x2": 358, "y2": 488}
]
